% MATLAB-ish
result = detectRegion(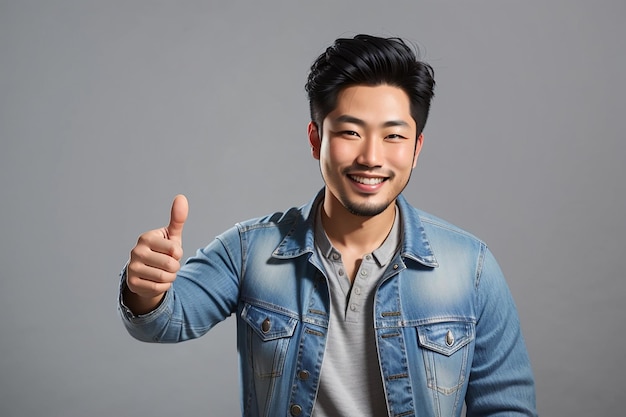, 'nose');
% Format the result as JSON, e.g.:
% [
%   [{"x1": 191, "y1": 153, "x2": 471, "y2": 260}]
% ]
[{"x1": 355, "y1": 138, "x2": 382, "y2": 168}]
